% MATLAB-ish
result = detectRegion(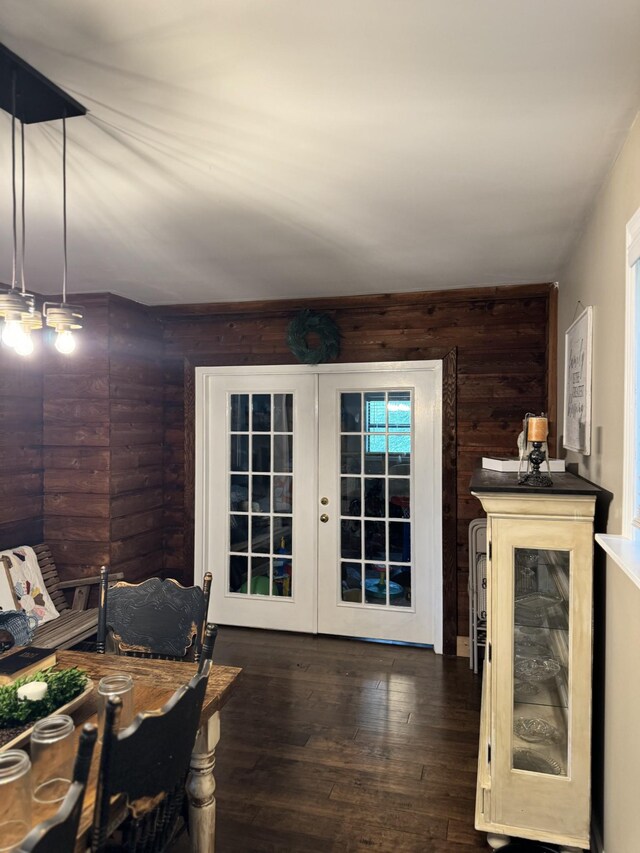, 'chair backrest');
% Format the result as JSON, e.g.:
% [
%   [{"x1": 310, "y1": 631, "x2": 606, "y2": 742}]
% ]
[
  {"x1": 18, "y1": 724, "x2": 97, "y2": 853},
  {"x1": 97, "y1": 572, "x2": 212, "y2": 660},
  {"x1": 91, "y1": 624, "x2": 217, "y2": 853},
  {"x1": 27, "y1": 545, "x2": 70, "y2": 614}
]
